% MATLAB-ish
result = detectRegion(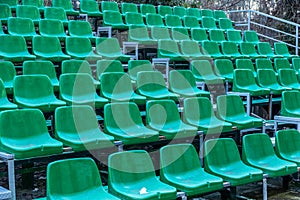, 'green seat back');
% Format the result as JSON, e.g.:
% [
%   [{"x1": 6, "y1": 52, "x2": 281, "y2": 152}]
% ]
[
  {"x1": 214, "y1": 59, "x2": 234, "y2": 80},
  {"x1": 128, "y1": 25, "x2": 151, "y2": 41},
  {"x1": 278, "y1": 69, "x2": 298, "y2": 86},
  {"x1": 191, "y1": 28, "x2": 208, "y2": 42},
  {"x1": 0, "y1": 35, "x2": 32, "y2": 57},
  {"x1": 236, "y1": 59, "x2": 256, "y2": 72},
  {"x1": 146, "y1": 13, "x2": 164, "y2": 27},
  {"x1": 257, "y1": 42, "x2": 274, "y2": 56},
  {"x1": 52, "y1": 0, "x2": 77, "y2": 14},
  {"x1": 22, "y1": 0, "x2": 44, "y2": 9},
  {"x1": 201, "y1": 16, "x2": 217, "y2": 29},
  {"x1": 158, "y1": 39, "x2": 181, "y2": 56},
  {"x1": 240, "y1": 42, "x2": 259, "y2": 56},
  {"x1": 158, "y1": 5, "x2": 172, "y2": 17},
  {"x1": 183, "y1": 16, "x2": 200, "y2": 29},
  {"x1": 165, "y1": 14, "x2": 182, "y2": 28},
  {"x1": 101, "y1": 1, "x2": 119, "y2": 12},
  {"x1": 255, "y1": 58, "x2": 274, "y2": 70},
  {"x1": 68, "y1": 20, "x2": 93, "y2": 38},
  {"x1": 80, "y1": 0, "x2": 101, "y2": 15},
  {"x1": 151, "y1": 27, "x2": 171, "y2": 40},
  {"x1": 274, "y1": 58, "x2": 291, "y2": 72},
  {"x1": 96, "y1": 37, "x2": 122, "y2": 56},
  {"x1": 103, "y1": 10, "x2": 125, "y2": 26},
  {"x1": 44, "y1": 7, "x2": 68, "y2": 22},
  {"x1": 233, "y1": 69, "x2": 257, "y2": 88},
  {"x1": 173, "y1": 6, "x2": 186, "y2": 18},
  {"x1": 180, "y1": 40, "x2": 202, "y2": 55},
  {"x1": 16, "y1": 5, "x2": 40, "y2": 21},
  {"x1": 32, "y1": 35, "x2": 65, "y2": 55},
  {"x1": 292, "y1": 58, "x2": 300, "y2": 71},
  {"x1": 172, "y1": 27, "x2": 190, "y2": 41},
  {"x1": 191, "y1": 60, "x2": 216, "y2": 80},
  {"x1": 137, "y1": 71, "x2": 168, "y2": 94},
  {"x1": 202, "y1": 41, "x2": 222, "y2": 55},
  {"x1": 128, "y1": 60, "x2": 153, "y2": 81},
  {"x1": 39, "y1": 19, "x2": 66, "y2": 37},
  {"x1": 121, "y1": 2, "x2": 138, "y2": 14},
  {"x1": 23, "y1": 60, "x2": 58, "y2": 83},
  {"x1": 244, "y1": 30, "x2": 260, "y2": 44},
  {"x1": 257, "y1": 69, "x2": 278, "y2": 87},
  {"x1": 209, "y1": 29, "x2": 226, "y2": 43},
  {"x1": 66, "y1": 37, "x2": 93, "y2": 55},
  {"x1": 0, "y1": 61, "x2": 15, "y2": 92},
  {"x1": 201, "y1": 9, "x2": 214, "y2": 17},
  {"x1": 62, "y1": 60, "x2": 92, "y2": 75},
  {"x1": 217, "y1": 95, "x2": 246, "y2": 119},
  {"x1": 281, "y1": 91, "x2": 300, "y2": 115},
  {"x1": 274, "y1": 42, "x2": 292, "y2": 56},
  {"x1": 219, "y1": 18, "x2": 233, "y2": 30},
  {"x1": 0, "y1": 4, "x2": 12, "y2": 22},
  {"x1": 96, "y1": 60, "x2": 124, "y2": 80},
  {"x1": 8, "y1": 17, "x2": 36, "y2": 37},
  {"x1": 222, "y1": 41, "x2": 241, "y2": 56},
  {"x1": 187, "y1": 8, "x2": 201, "y2": 19},
  {"x1": 126, "y1": 12, "x2": 145, "y2": 26},
  {"x1": 0, "y1": 0, "x2": 17, "y2": 7},
  {"x1": 226, "y1": 30, "x2": 242, "y2": 43},
  {"x1": 169, "y1": 70, "x2": 199, "y2": 94},
  {"x1": 214, "y1": 10, "x2": 227, "y2": 20},
  {"x1": 140, "y1": 4, "x2": 156, "y2": 15}
]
